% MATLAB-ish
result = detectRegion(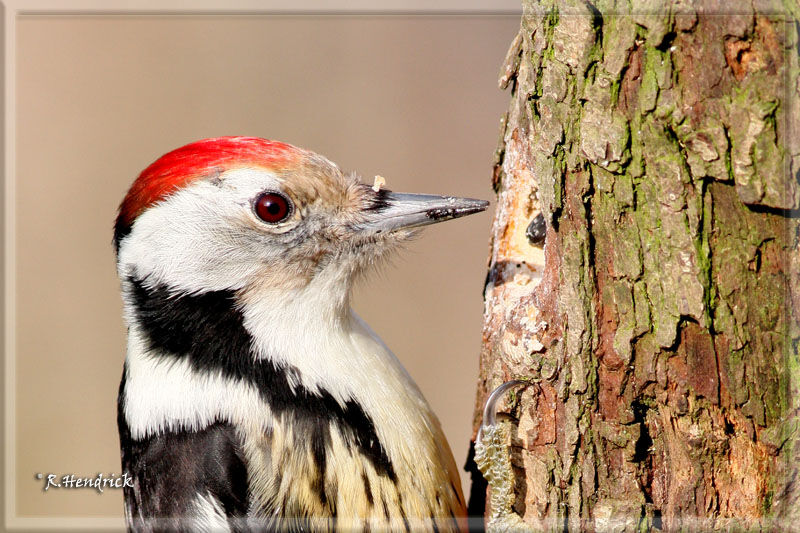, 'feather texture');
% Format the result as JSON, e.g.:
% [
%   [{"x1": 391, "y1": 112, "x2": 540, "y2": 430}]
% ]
[
  {"x1": 115, "y1": 138, "x2": 470, "y2": 531},
  {"x1": 119, "y1": 276, "x2": 465, "y2": 531}
]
